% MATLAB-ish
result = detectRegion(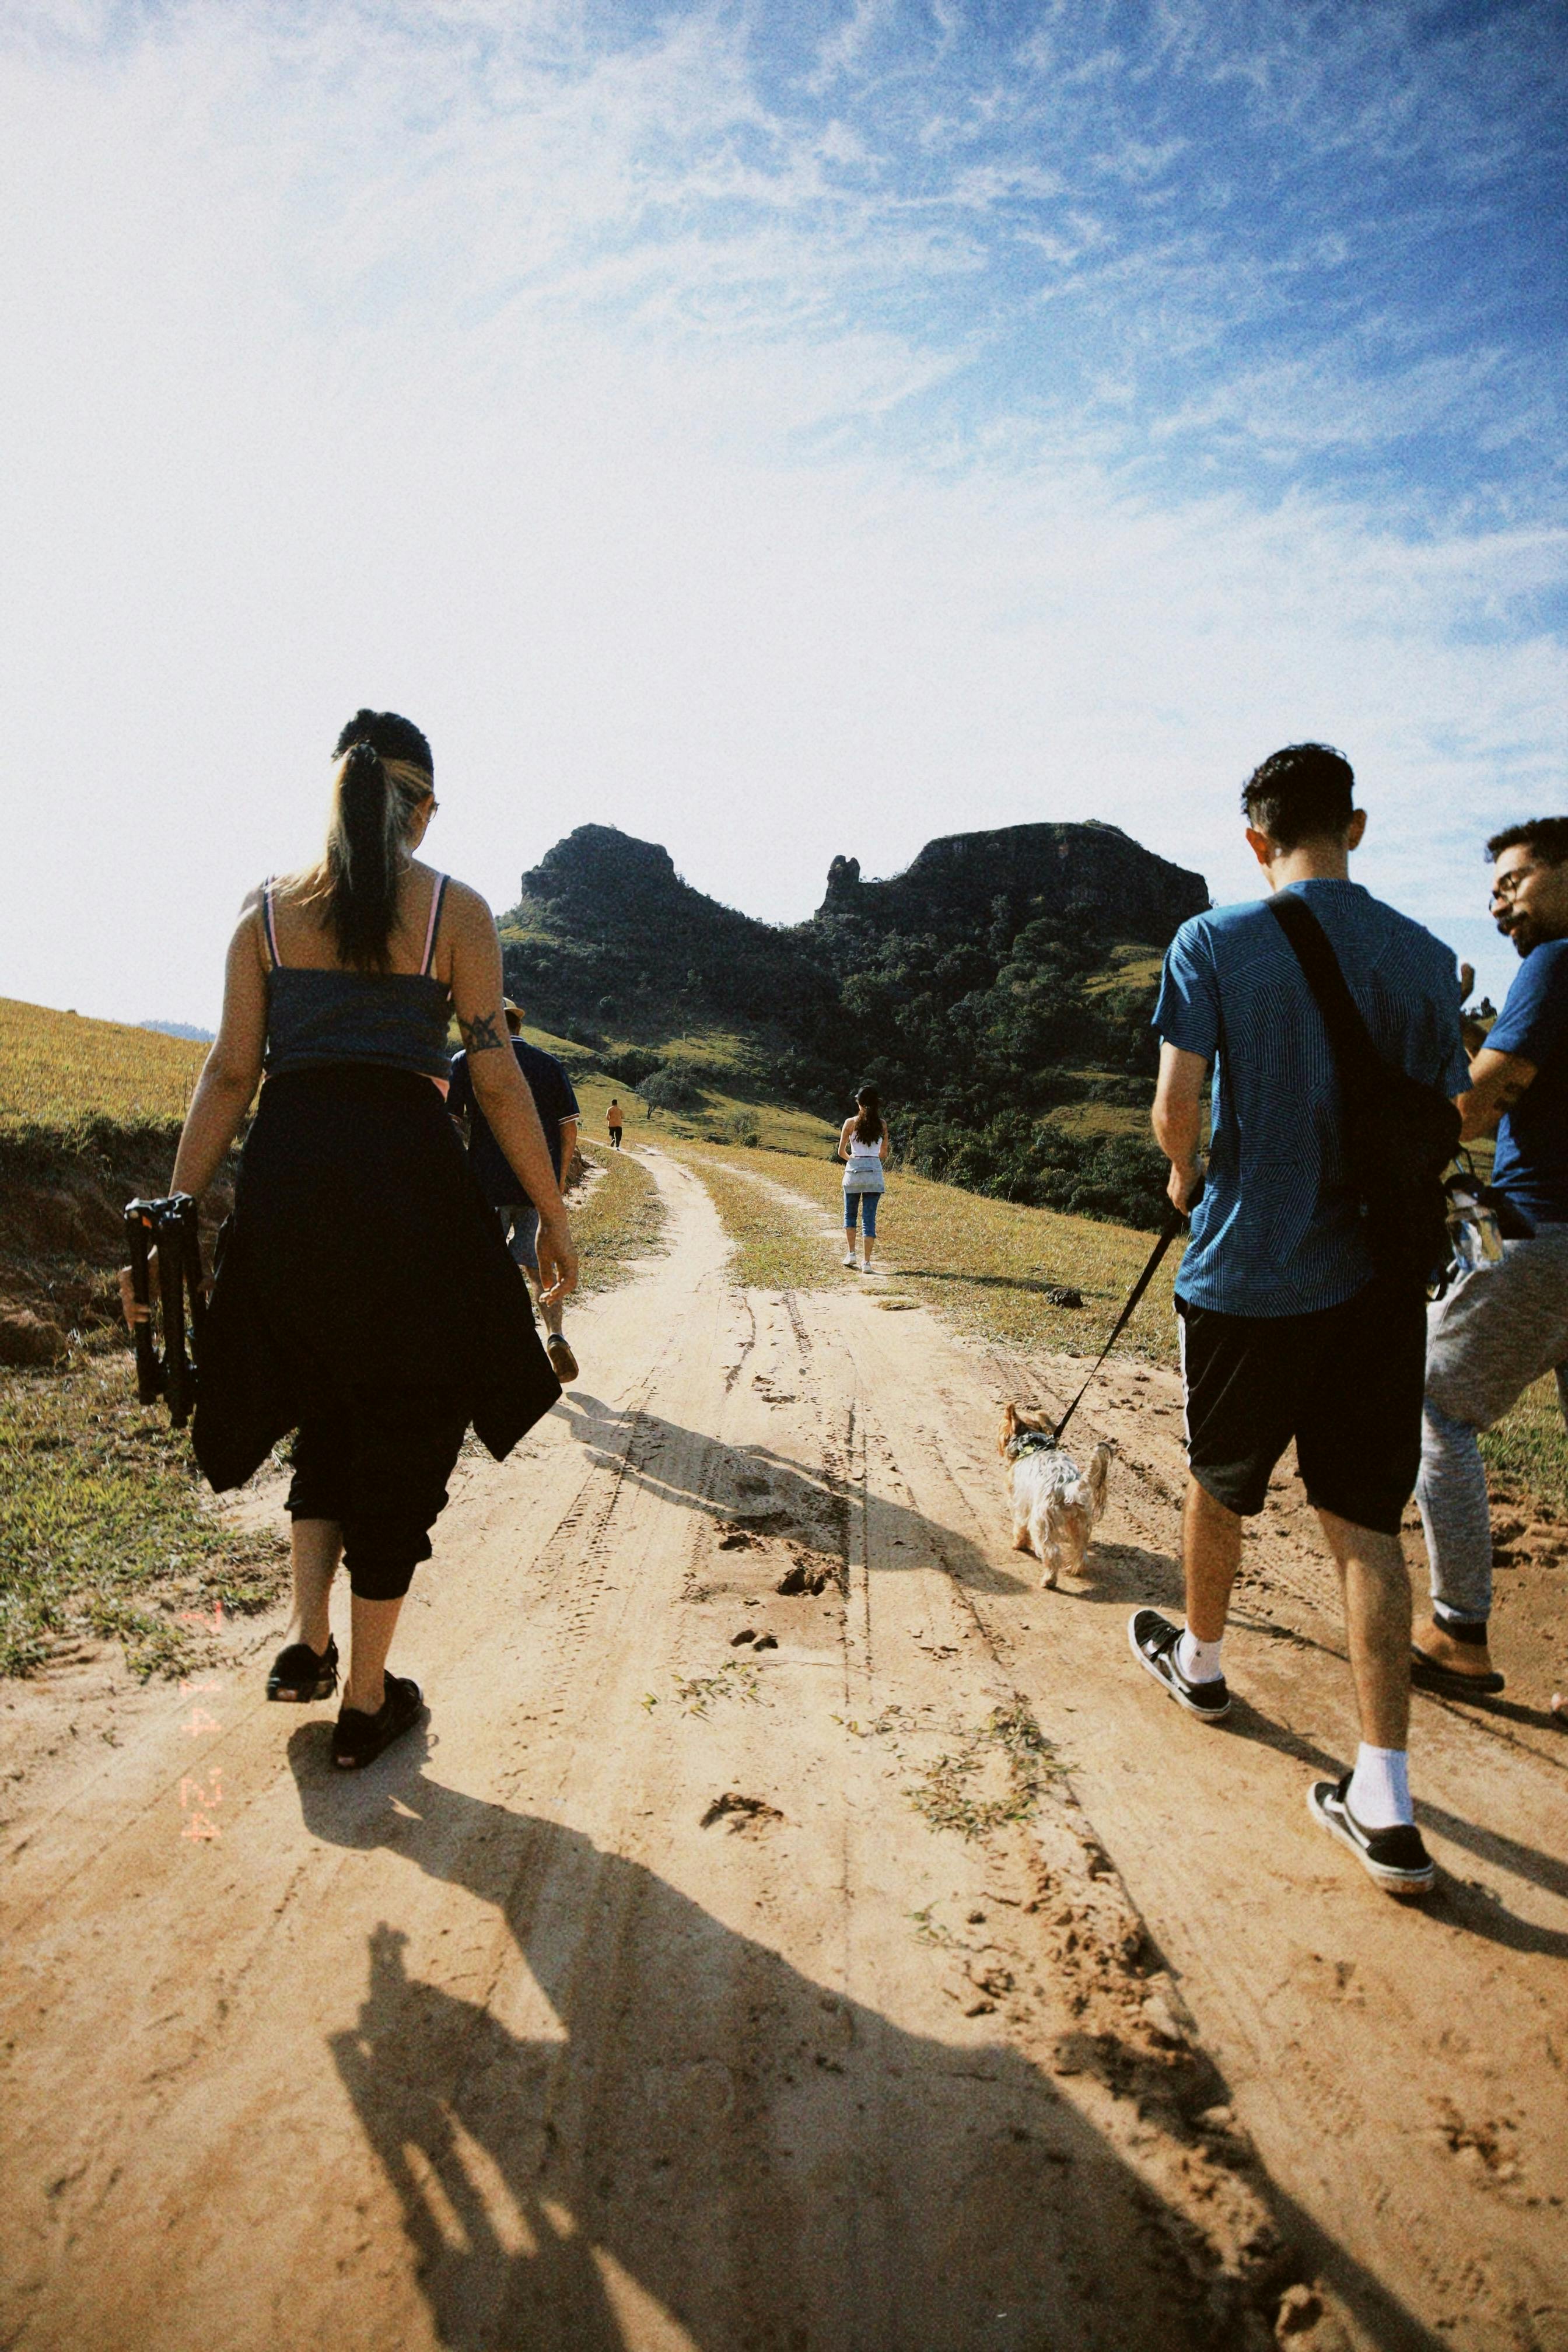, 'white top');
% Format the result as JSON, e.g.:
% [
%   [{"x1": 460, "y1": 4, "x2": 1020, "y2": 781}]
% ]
[{"x1": 842, "y1": 1137, "x2": 886, "y2": 1189}]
